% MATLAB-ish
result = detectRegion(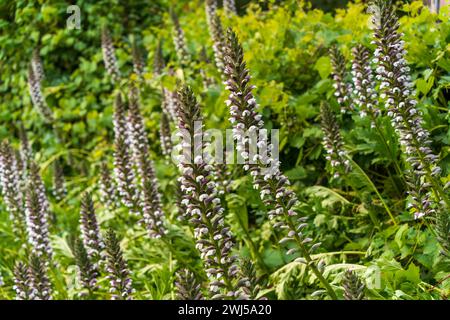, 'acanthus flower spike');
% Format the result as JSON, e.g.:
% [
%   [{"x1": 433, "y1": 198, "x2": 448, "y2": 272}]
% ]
[
  {"x1": 342, "y1": 269, "x2": 365, "y2": 300},
  {"x1": 223, "y1": 28, "x2": 337, "y2": 299},
  {"x1": 224, "y1": 0, "x2": 237, "y2": 16},
  {"x1": 127, "y1": 85, "x2": 166, "y2": 238},
  {"x1": 104, "y1": 228, "x2": 134, "y2": 300},
  {"x1": 205, "y1": 0, "x2": 226, "y2": 75},
  {"x1": 101, "y1": 27, "x2": 121, "y2": 83},
  {"x1": 13, "y1": 261, "x2": 31, "y2": 300},
  {"x1": 0, "y1": 141, "x2": 26, "y2": 235},
  {"x1": 153, "y1": 39, "x2": 165, "y2": 77},
  {"x1": 160, "y1": 112, "x2": 173, "y2": 157},
  {"x1": 99, "y1": 161, "x2": 119, "y2": 209},
  {"x1": 175, "y1": 269, "x2": 204, "y2": 300},
  {"x1": 25, "y1": 163, "x2": 53, "y2": 263},
  {"x1": 329, "y1": 45, "x2": 353, "y2": 113},
  {"x1": 31, "y1": 48, "x2": 45, "y2": 82},
  {"x1": 162, "y1": 88, "x2": 179, "y2": 123},
  {"x1": 18, "y1": 122, "x2": 32, "y2": 170},
  {"x1": 176, "y1": 85, "x2": 244, "y2": 298},
  {"x1": 154, "y1": 43, "x2": 178, "y2": 124},
  {"x1": 205, "y1": 0, "x2": 218, "y2": 26},
  {"x1": 27, "y1": 65, "x2": 54, "y2": 123},
  {"x1": 351, "y1": 43, "x2": 405, "y2": 180},
  {"x1": 170, "y1": 8, "x2": 191, "y2": 66},
  {"x1": 351, "y1": 44, "x2": 380, "y2": 122},
  {"x1": 212, "y1": 163, "x2": 231, "y2": 196},
  {"x1": 52, "y1": 159, "x2": 66, "y2": 201},
  {"x1": 131, "y1": 37, "x2": 145, "y2": 78},
  {"x1": 28, "y1": 254, "x2": 52, "y2": 300},
  {"x1": 434, "y1": 204, "x2": 450, "y2": 257},
  {"x1": 237, "y1": 258, "x2": 264, "y2": 300},
  {"x1": 127, "y1": 86, "x2": 157, "y2": 183},
  {"x1": 370, "y1": 0, "x2": 445, "y2": 219},
  {"x1": 199, "y1": 47, "x2": 216, "y2": 90},
  {"x1": 79, "y1": 192, "x2": 105, "y2": 262},
  {"x1": 29, "y1": 162, "x2": 51, "y2": 223},
  {"x1": 71, "y1": 237, "x2": 99, "y2": 295},
  {"x1": 320, "y1": 101, "x2": 352, "y2": 179},
  {"x1": 112, "y1": 93, "x2": 140, "y2": 212}
]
